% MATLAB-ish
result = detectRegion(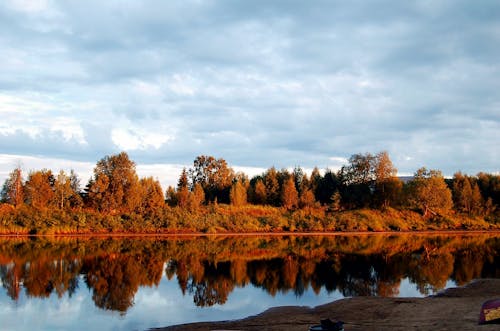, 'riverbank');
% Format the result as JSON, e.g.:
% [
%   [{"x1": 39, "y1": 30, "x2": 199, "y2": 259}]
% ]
[
  {"x1": 1, "y1": 205, "x2": 499, "y2": 235},
  {"x1": 156, "y1": 279, "x2": 500, "y2": 331}
]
